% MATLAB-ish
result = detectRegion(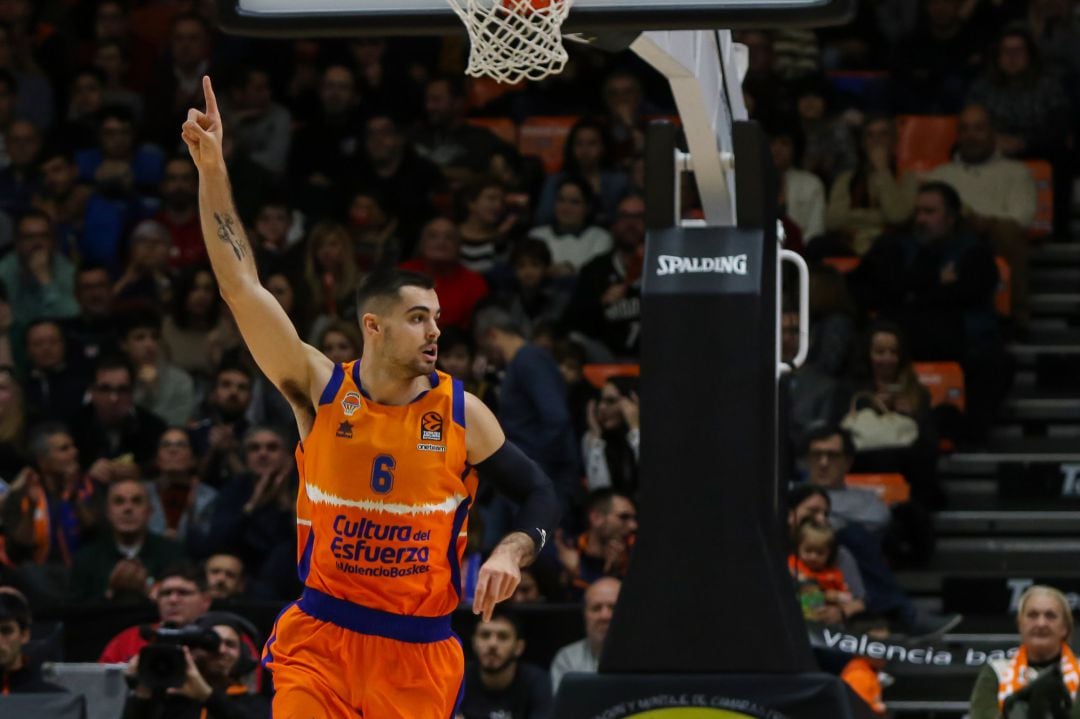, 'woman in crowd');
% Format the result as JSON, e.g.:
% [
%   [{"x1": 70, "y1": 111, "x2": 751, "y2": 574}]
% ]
[
  {"x1": 826, "y1": 116, "x2": 917, "y2": 255},
  {"x1": 303, "y1": 221, "x2": 360, "y2": 324},
  {"x1": 583, "y1": 376, "x2": 640, "y2": 498},
  {"x1": 969, "y1": 584, "x2": 1080, "y2": 718},
  {"x1": 535, "y1": 118, "x2": 630, "y2": 226},
  {"x1": 317, "y1": 320, "x2": 362, "y2": 364},
  {"x1": 846, "y1": 320, "x2": 940, "y2": 506},
  {"x1": 456, "y1": 178, "x2": 518, "y2": 277},
  {"x1": 162, "y1": 265, "x2": 237, "y2": 380},
  {"x1": 528, "y1": 177, "x2": 612, "y2": 277}
]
